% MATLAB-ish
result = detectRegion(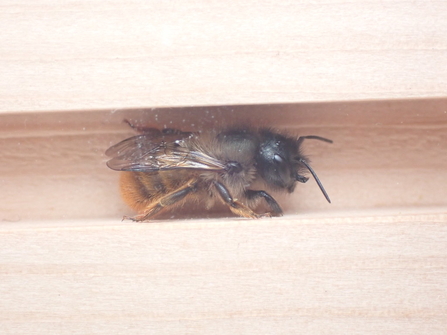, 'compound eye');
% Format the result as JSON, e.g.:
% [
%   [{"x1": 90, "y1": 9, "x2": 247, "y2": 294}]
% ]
[{"x1": 274, "y1": 154, "x2": 284, "y2": 163}]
